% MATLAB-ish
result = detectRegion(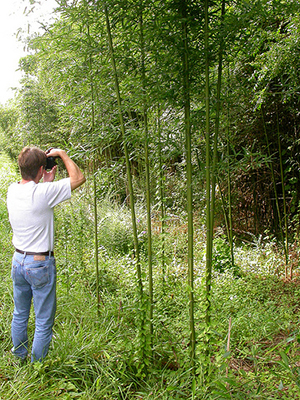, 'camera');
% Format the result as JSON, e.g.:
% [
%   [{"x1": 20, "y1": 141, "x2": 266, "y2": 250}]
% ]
[
  {"x1": 45, "y1": 148, "x2": 60, "y2": 170},
  {"x1": 45, "y1": 156, "x2": 58, "y2": 170}
]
